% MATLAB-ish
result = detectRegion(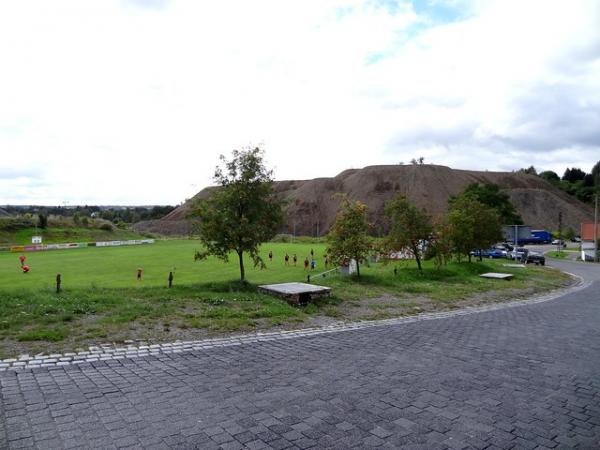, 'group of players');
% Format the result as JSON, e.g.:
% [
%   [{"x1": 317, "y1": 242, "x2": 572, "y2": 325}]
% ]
[
  {"x1": 267, "y1": 249, "x2": 329, "y2": 270},
  {"x1": 17, "y1": 249, "x2": 329, "y2": 277}
]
